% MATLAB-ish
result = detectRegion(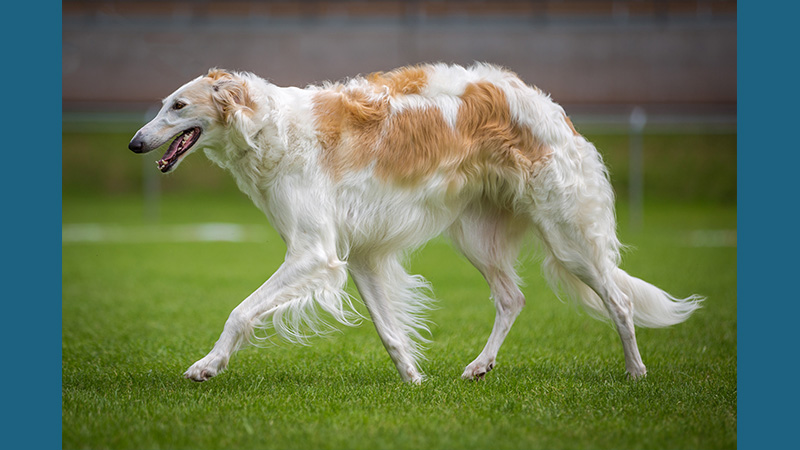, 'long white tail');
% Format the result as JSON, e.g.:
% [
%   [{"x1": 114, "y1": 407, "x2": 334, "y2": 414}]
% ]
[
  {"x1": 544, "y1": 258, "x2": 704, "y2": 328},
  {"x1": 613, "y1": 268, "x2": 703, "y2": 327}
]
